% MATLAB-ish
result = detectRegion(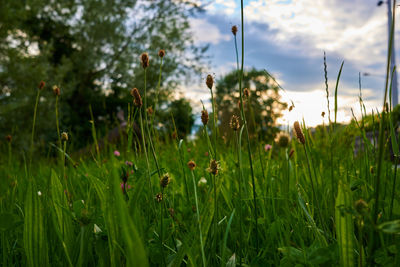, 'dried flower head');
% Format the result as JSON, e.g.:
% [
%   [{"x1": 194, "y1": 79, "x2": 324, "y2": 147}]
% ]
[
  {"x1": 147, "y1": 106, "x2": 153, "y2": 115},
  {"x1": 38, "y1": 81, "x2": 45, "y2": 90},
  {"x1": 243, "y1": 88, "x2": 250, "y2": 98},
  {"x1": 155, "y1": 192, "x2": 163, "y2": 202},
  {"x1": 289, "y1": 149, "x2": 295, "y2": 158},
  {"x1": 187, "y1": 160, "x2": 196, "y2": 171},
  {"x1": 355, "y1": 199, "x2": 368, "y2": 215},
  {"x1": 275, "y1": 132, "x2": 290, "y2": 147},
  {"x1": 231, "y1": 25, "x2": 238, "y2": 36},
  {"x1": 61, "y1": 132, "x2": 68, "y2": 141},
  {"x1": 201, "y1": 109, "x2": 209, "y2": 126},
  {"x1": 131, "y1": 88, "x2": 143, "y2": 107},
  {"x1": 160, "y1": 173, "x2": 171, "y2": 188},
  {"x1": 321, "y1": 111, "x2": 325, "y2": 117},
  {"x1": 158, "y1": 49, "x2": 165, "y2": 58},
  {"x1": 206, "y1": 74, "x2": 213, "y2": 90},
  {"x1": 6, "y1": 135, "x2": 12, "y2": 143},
  {"x1": 293, "y1": 121, "x2": 305, "y2": 145},
  {"x1": 289, "y1": 105, "x2": 294, "y2": 112},
  {"x1": 140, "y1": 52, "x2": 149, "y2": 69},
  {"x1": 207, "y1": 159, "x2": 219, "y2": 175},
  {"x1": 53, "y1": 85, "x2": 60, "y2": 96},
  {"x1": 229, "y1": 115, "x2": 240, "y2": 131}
]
